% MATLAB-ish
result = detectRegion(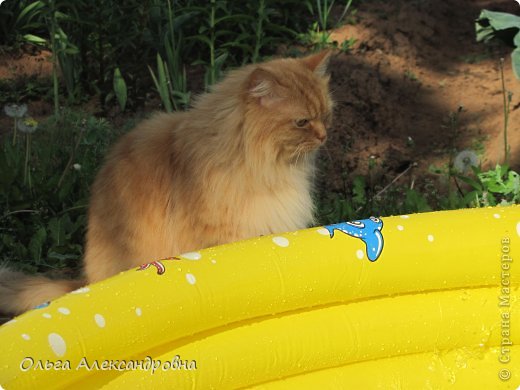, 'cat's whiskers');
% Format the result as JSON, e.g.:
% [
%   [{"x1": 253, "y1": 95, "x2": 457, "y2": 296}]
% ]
[{"x1": 292, "y1": 144, "x2": 304, "y2": 166}]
